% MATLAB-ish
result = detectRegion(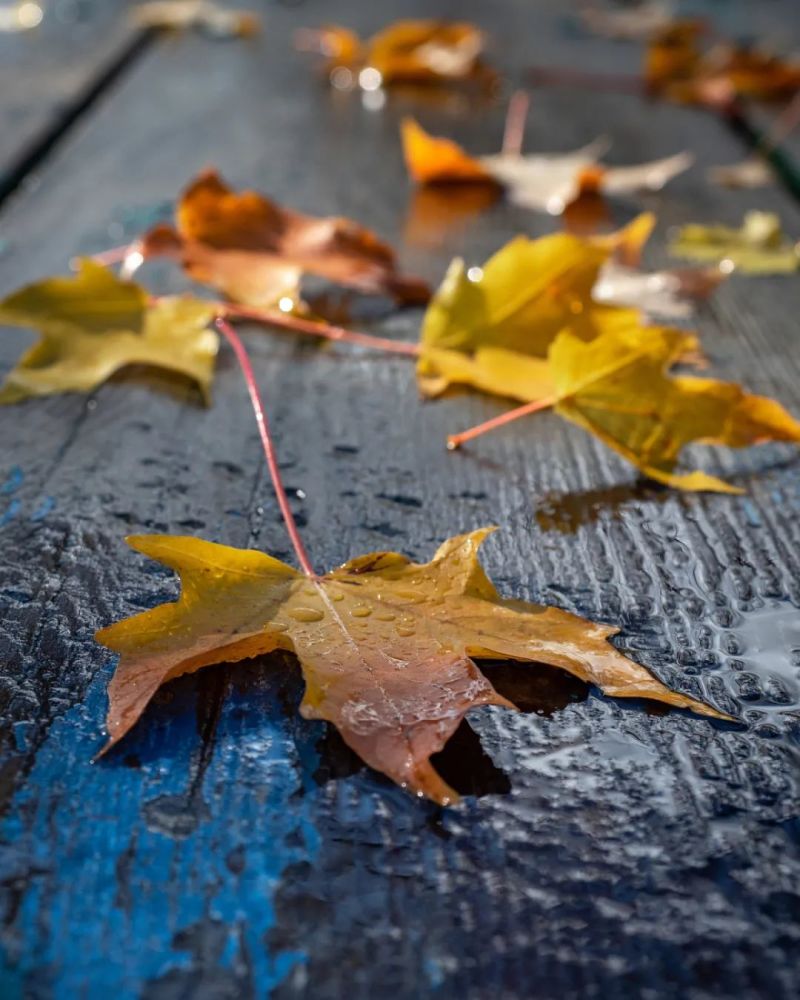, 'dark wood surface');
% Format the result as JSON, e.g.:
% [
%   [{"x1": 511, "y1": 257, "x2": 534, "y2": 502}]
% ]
[{"x1": 2, "y1": 2, "x2": 800, "y2": 998}]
